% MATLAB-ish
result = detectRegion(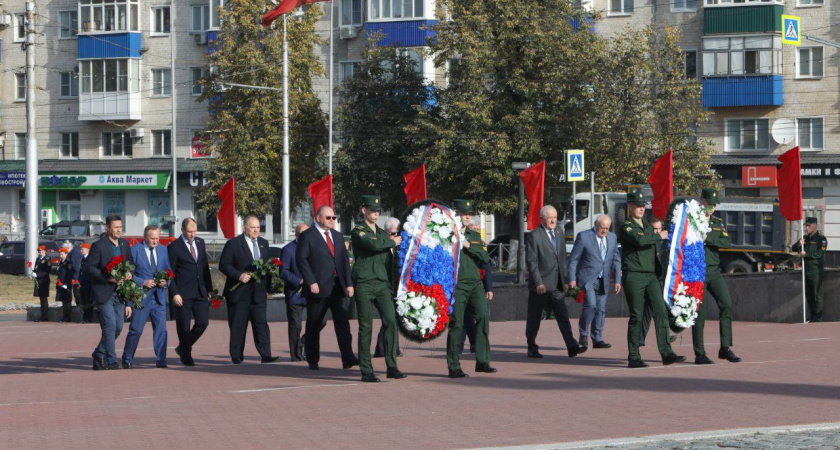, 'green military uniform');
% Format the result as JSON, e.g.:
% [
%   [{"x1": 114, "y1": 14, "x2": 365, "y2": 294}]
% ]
[
  {"x1": 446, "y1": 200, "x2": 492, "y2": 374},
  {"x1": 619, "y1": 192, "x2": 676, "y2": 363},
  {"x1": 693, "y1": 188, "x2": 735, "y2": 358},
  {"x1": 351, "y1": 195, "x2": 400, "y2": 377},
  {"x1": 792, "y1": 217, "x2": 827, "y2": 322}
]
